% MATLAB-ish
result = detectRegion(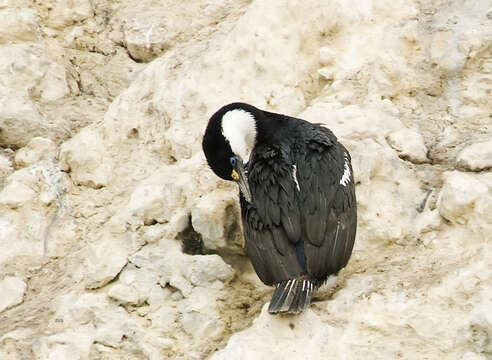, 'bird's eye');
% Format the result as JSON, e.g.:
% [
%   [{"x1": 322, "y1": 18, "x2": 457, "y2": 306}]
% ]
[{"x1": 229, "y1": 157, "x2": 237, "y2": 167}]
